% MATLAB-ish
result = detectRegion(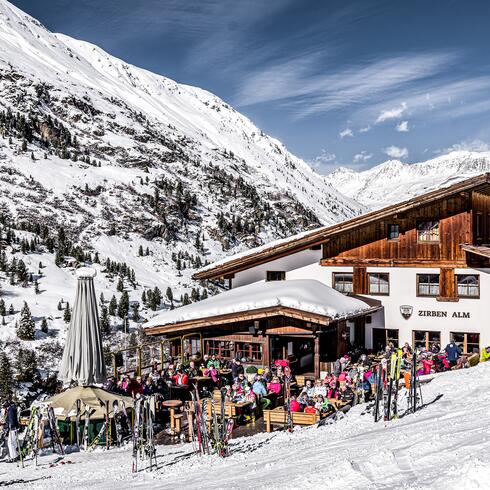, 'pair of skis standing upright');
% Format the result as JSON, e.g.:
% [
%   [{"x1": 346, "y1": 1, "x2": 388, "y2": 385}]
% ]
[
  {"x1": 374, "y1": 348, "x2": 422, "y2": 422},
  {"x1": 131, "y1": 395, "x2": 157, "y2": 473},
  {"x1": 190, "y1": 385, "x2": 234, "y2": 457}
]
